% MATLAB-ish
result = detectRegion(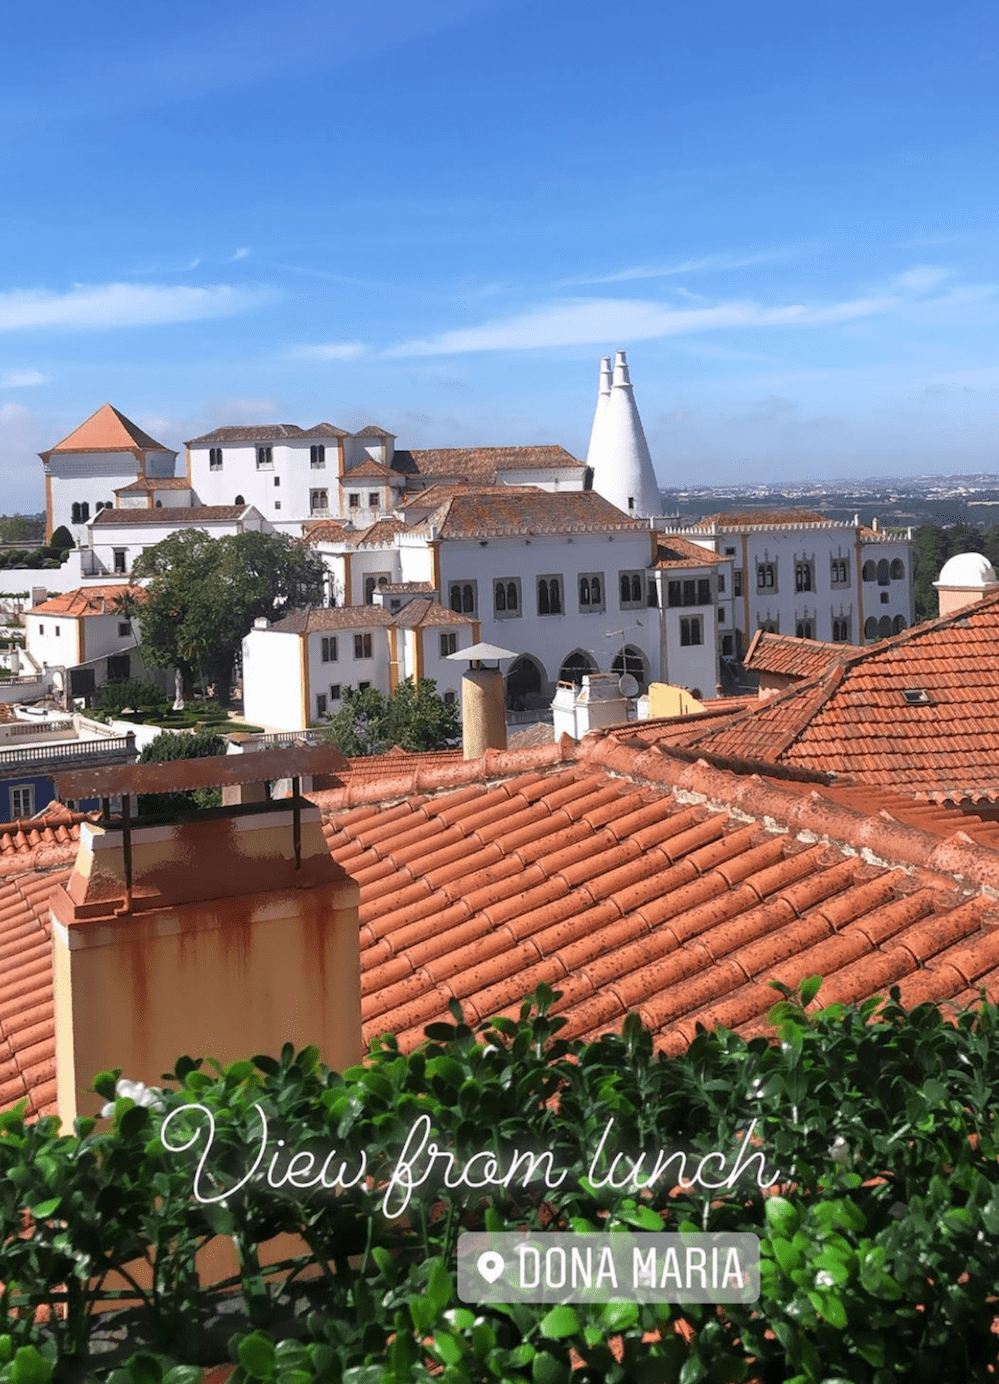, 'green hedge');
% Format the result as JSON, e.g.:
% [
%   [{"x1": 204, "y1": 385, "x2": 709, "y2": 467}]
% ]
[{"x1": 3, "y1": 983, "x2": 999, "y2": 1380}]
